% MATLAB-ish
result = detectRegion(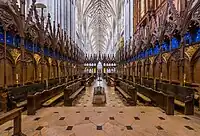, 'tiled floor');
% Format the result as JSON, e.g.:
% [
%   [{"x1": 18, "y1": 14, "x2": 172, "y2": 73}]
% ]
[
  {"x1": 73, "y1": 79, "x2": 128, "y2": 107},
  {"x1": 1, "y1": 107, "x2": 200, "y2": 136},
  {"x1": 1, "y1": 79, "x2": 200, "y2": 136}
]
